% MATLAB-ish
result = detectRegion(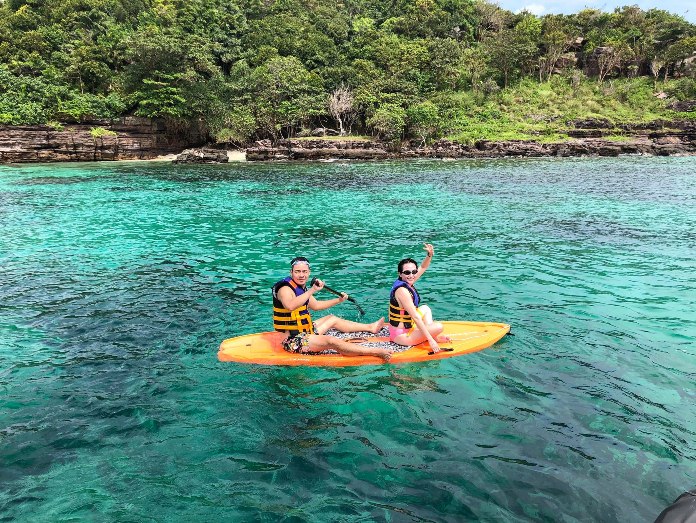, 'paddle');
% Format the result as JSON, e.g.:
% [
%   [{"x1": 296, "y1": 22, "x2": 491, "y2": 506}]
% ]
[{"x1": 310, "y1": 277, "x2": 365, "y2": 316}]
